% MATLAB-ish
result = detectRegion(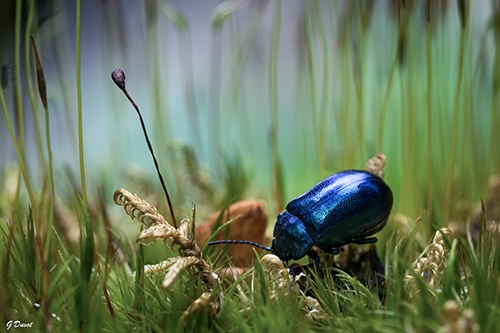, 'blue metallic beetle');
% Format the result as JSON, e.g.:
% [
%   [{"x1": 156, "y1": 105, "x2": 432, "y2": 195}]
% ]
[{"x1": 208, "y1": 170, "x2": 393, "y2": 263}]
